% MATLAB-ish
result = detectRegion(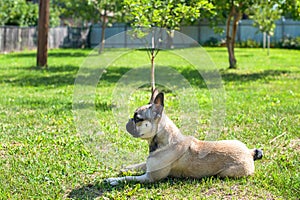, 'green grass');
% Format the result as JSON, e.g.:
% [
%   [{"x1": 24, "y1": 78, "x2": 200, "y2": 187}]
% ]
[{"x1": 0, "y1": 48, "x2": 299, "y2": 199}]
